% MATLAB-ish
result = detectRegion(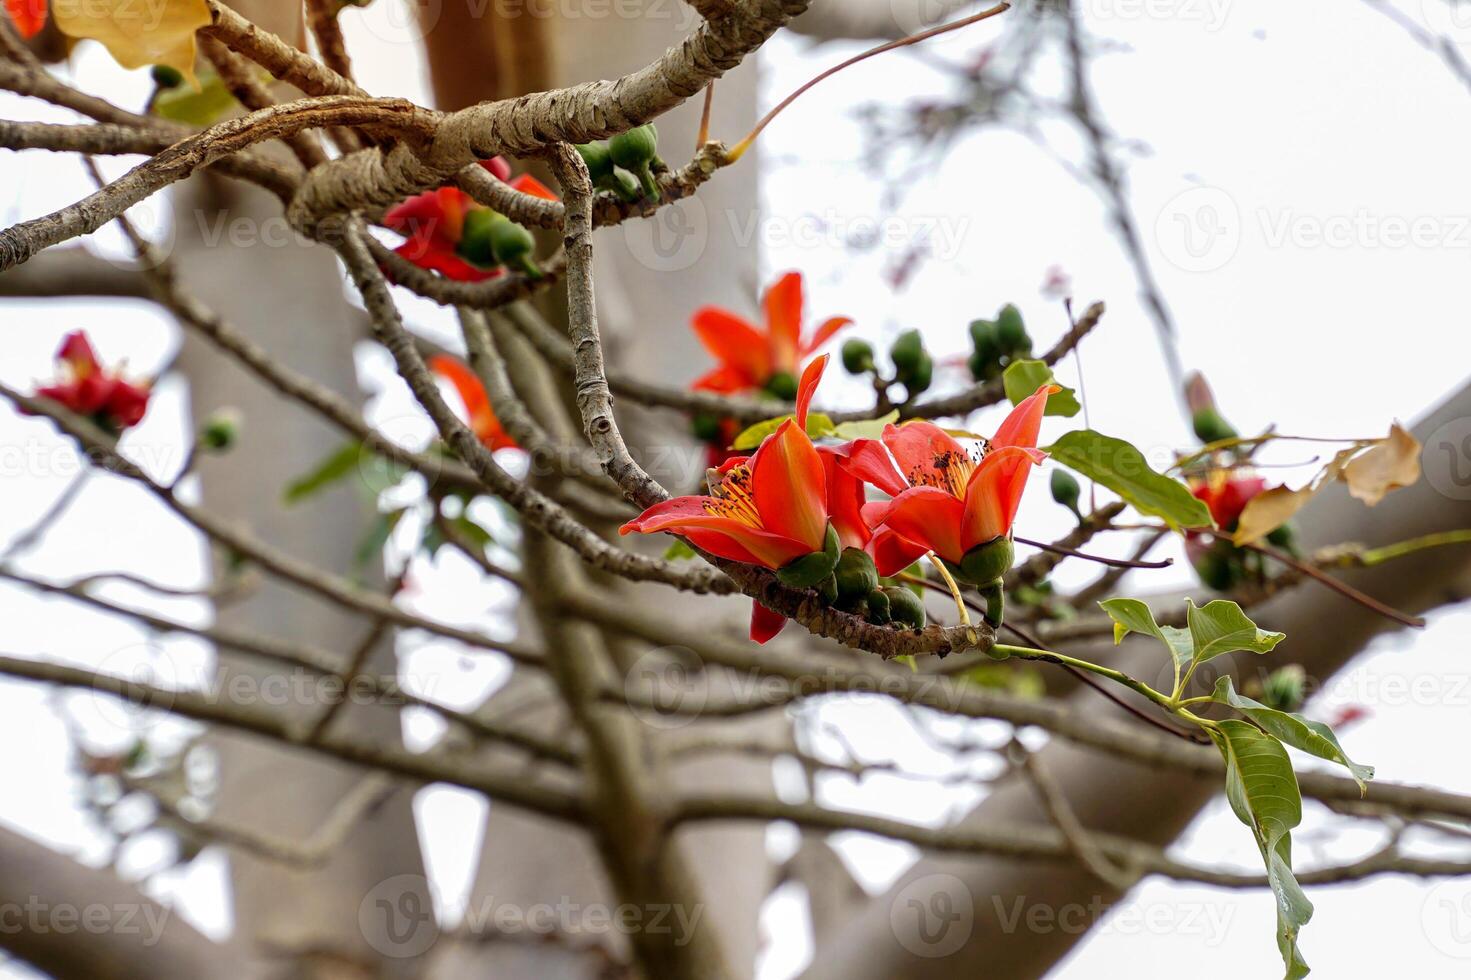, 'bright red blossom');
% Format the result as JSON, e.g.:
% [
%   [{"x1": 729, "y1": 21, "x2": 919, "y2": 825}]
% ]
[
  {"x1": 622, "y1": 357, "x2": 834, "y2": 643},
  {"x1": 690, "y1": 272, "x2": 851, "y2": 395},
  {"x1": 429, "y1": 355, "x2": 516, "y2": 452},
  {"x1": 837, "y1": 385, "x2": 1057, "y2": 571},
  {"x1": 1191, "y1": 473, "x2": 1267, "y2": 530},
  {"x1": 382, "y1": 160, "x2": 557, "y2": 283},
  {"x1": 32, "y1": 331, "x2": 150, "y2": 431},
  {"x1": 4, "y1": 0, "x2": 45, "y2": 38}
]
